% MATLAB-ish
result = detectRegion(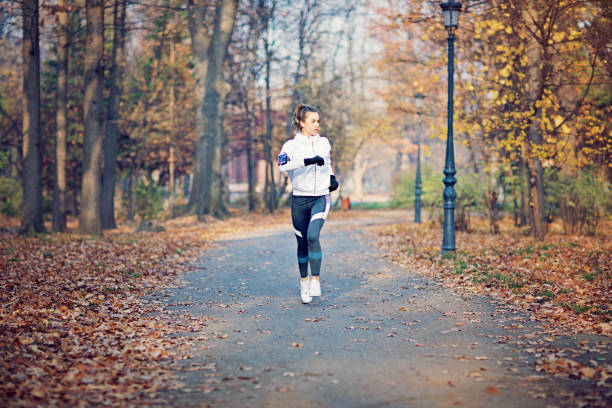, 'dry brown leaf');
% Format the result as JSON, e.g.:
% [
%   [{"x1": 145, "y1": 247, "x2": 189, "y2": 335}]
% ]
[{"x1": 485, "y1": 386, "x2": 500, "y2": 394}]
